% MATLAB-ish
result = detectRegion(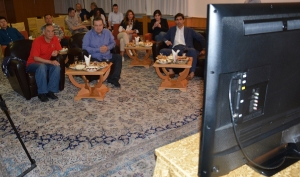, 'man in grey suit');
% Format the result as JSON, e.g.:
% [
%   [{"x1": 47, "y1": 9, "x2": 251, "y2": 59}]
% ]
[{"x1": 160, "y1": 13, "x2": 206, "y2": 80}]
